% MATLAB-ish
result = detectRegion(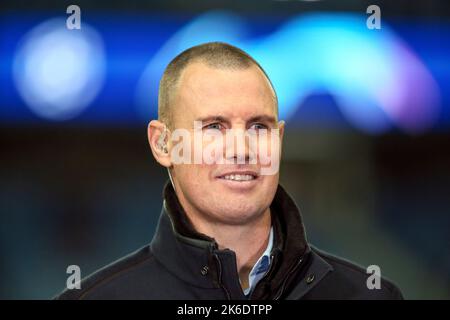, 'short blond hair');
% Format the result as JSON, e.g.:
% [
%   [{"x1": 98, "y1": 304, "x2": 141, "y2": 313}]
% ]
[{"x1": 158, "y1": 42, "x2": 277, "y2": 128}]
